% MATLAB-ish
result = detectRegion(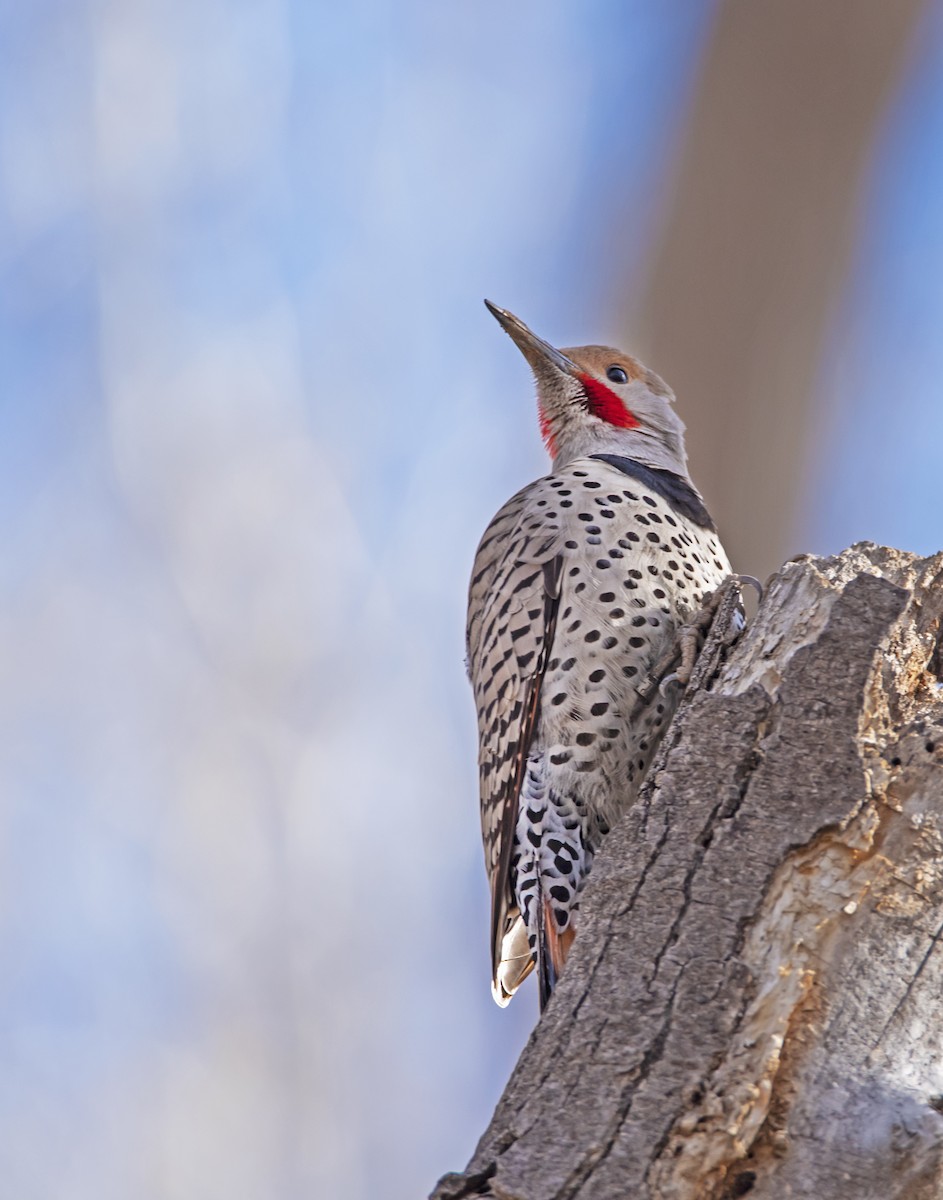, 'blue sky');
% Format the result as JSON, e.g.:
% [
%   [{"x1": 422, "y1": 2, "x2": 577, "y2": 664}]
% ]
[{"x1": 1, "y1": 3, "x2": 941, "y2": 1198}]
